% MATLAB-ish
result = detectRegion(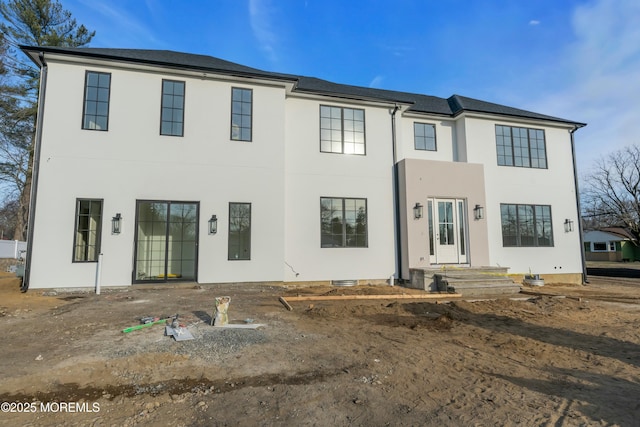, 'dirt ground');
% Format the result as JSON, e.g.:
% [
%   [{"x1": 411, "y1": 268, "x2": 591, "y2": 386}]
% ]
[{"x1": 0, "y1": 270, "x2": 639, "y2": 427}]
